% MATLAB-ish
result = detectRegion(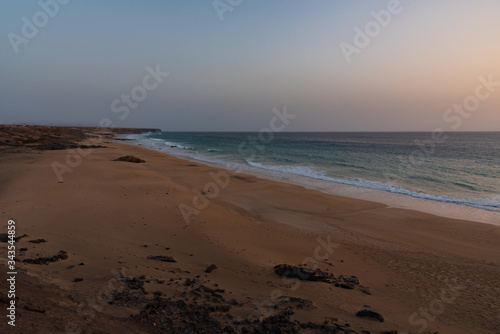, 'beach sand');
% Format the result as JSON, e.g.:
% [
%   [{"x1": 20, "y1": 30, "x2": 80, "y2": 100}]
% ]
[{"x1": 0, "y1": 126, "x2": 499, "y2": 333}]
